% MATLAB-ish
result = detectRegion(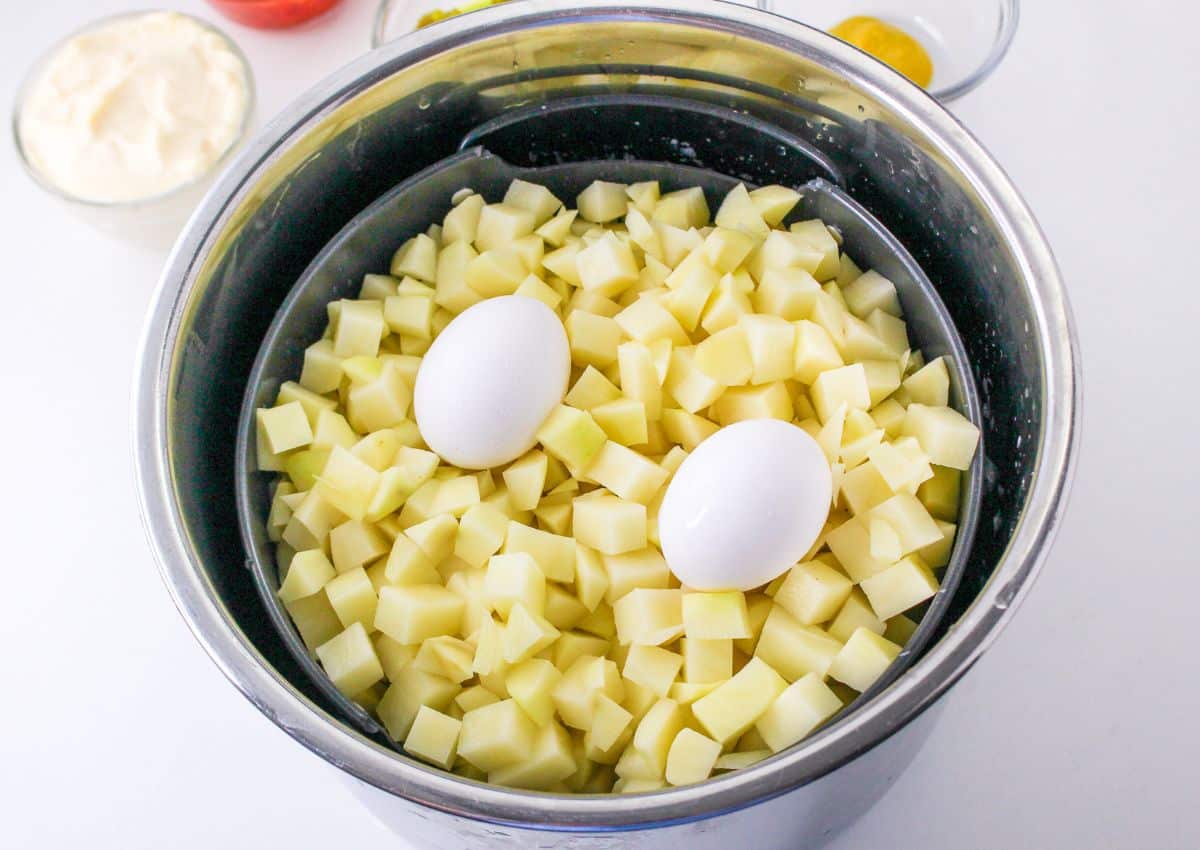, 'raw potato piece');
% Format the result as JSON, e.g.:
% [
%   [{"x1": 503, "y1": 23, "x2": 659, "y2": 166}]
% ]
[
  {"x1": 665, "y1": 728, "x2": 722, "y2": 786},
  {"x1": 902, "y1": 404, "x2": 981, "y2": 470},
  {"x1": 458, "y1": 699, "x2": 538, "y2": 772},
  {"x1": 691, "y1": 657, "x2": 788, "y2": 744},
  {"x1": 315, "y1": 622, "x2": 384, "y2": 697},
  {"x1": 859, "y1": 556, "x2": 939, "y2": 620},
  {"x1": 405, "y1": 706, "x2": 462, "y2": 768},
  {"x1": 755, "y1": 674, "x2": 842, "y2": 752},
  {"x1": 682, "y1": 592, "x2": 752, "y2": 640},
  {"x1": 827, "y1": 628, "x2": 902, "y2": 691},
  {"x1": 573, "y1": 495, "x2": 647, "y2": 555}
]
